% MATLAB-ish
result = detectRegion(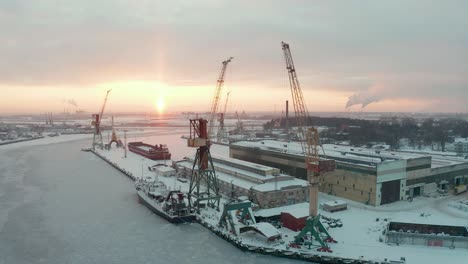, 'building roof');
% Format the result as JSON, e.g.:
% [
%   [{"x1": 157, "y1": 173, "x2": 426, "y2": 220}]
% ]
[
  {"x1": 175, "y1": 158, "x2": 308, "y2": 193},
  {"x1": 232, "y1": 140, "x2": 468, "y2": 169}
]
